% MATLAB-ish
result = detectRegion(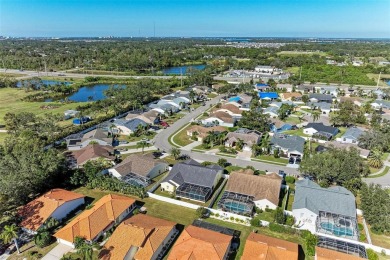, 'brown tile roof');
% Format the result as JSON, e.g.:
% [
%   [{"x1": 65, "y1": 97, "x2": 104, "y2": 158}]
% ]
[
  {"x1": 112, "y1": 153, "x2": 168, "y2": 177},
  {"x1": 270, "y1": 118, "x2": 285, "y2": 128},
  {"x1": 210, "y1": 111, "x2": 234, "y2": 123},
  {"x1": 18, "y1": 189, "x2": 85, "y2": 231},
  {"x1": 168, "y1": 225, "x2": 232, "y2": 260},
  {"x1": 187, "y1": 125, "x2": 227, "y2": 139},
  {"x1": 71, "y1": 144, "x2": 115, "y2": 165},
  {"x1": 101, "y1": 214, "x2": 176, "y2": 260},
  {"x1": 315, "y1": 247, "x2": 365, "y2": 260},
  {"x1": 216, "y1": 104, "x2": 243, "y2": 114},
  {"x1": 225, "y1": 132, "x2": 261, "y2": 147},
  {"x1": 242, "y1": 232, "x2": 299, "y2": 260},
  {"x1": 281, "y1": 92, "x2": 302, "y2": 100},
  {"x1": 225, "y1": 172, "x2": 282, "y2": 205},
  {"x1": 54, "y1": 194, "x2": 136, "y2": 243}
]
